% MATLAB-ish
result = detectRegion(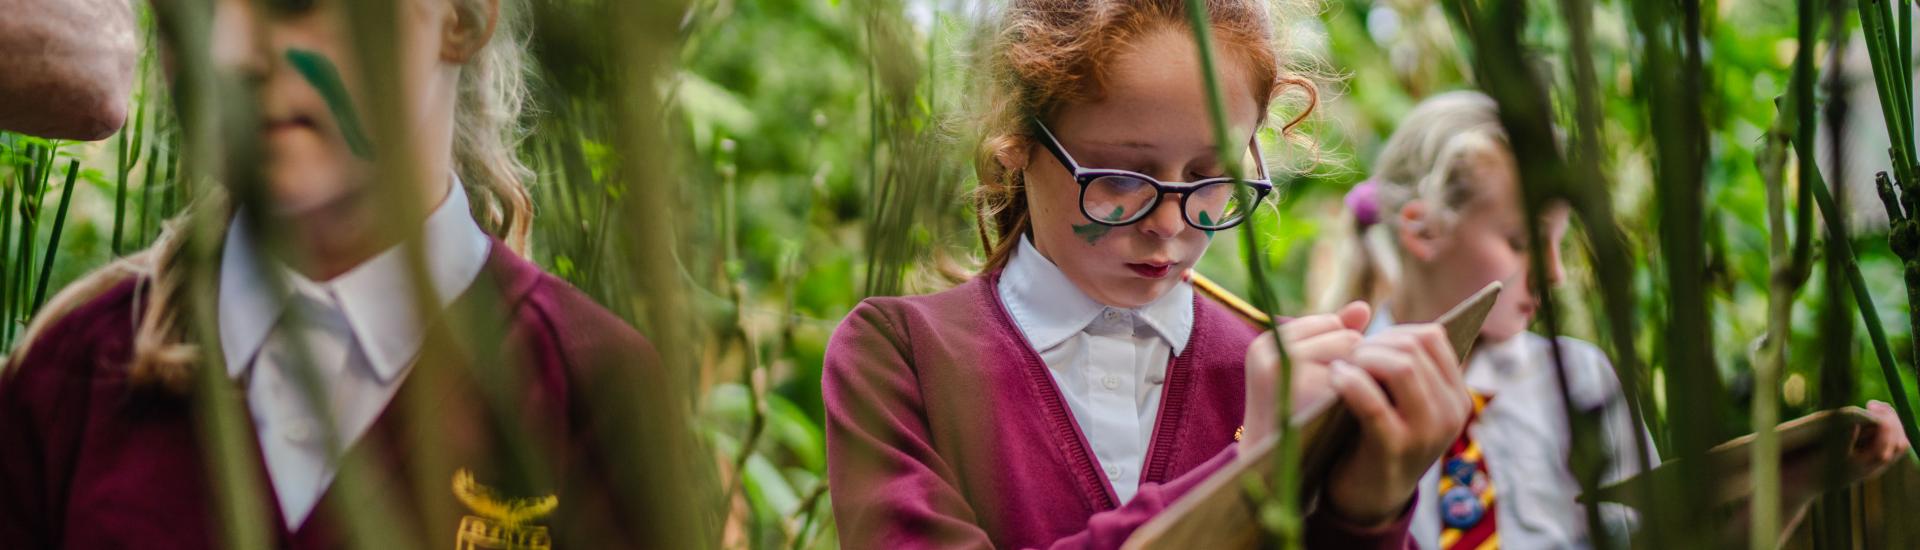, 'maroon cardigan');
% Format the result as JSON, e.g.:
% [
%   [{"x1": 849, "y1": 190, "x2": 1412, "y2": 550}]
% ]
[
  {"x1": 0, "y1": 241, "x2": 692, "y2": 549},
  {"x1": 823, "y1": 271, "x2": 1413, "y2": 549}
]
